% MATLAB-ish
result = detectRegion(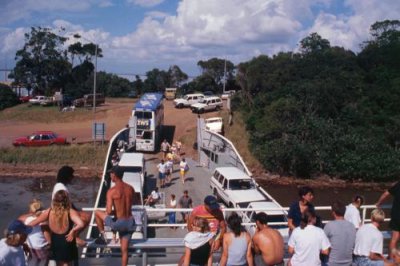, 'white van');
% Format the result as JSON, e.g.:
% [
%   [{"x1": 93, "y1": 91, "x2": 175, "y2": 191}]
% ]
[
  {"x1": 173, "y1": 93, "x2": 205, "y2": 108},
  {"x1": 210, "y1": 167, "x2": 266, "y2": 208}
]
